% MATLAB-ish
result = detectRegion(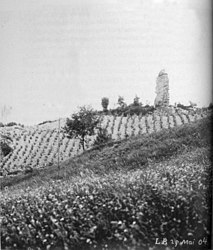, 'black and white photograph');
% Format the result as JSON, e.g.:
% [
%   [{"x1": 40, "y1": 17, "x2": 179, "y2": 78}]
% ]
[{"x1": 0, "y1": 0, "x2": 212, "y2": 249}]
